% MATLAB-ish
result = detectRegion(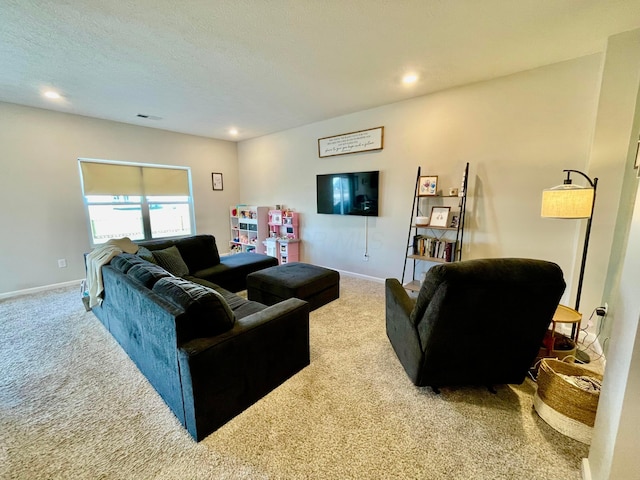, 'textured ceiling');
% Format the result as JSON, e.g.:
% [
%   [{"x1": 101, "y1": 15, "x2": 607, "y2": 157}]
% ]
[{"x1": 2, "y1": 0, "x2": 640, "y2": 141}]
